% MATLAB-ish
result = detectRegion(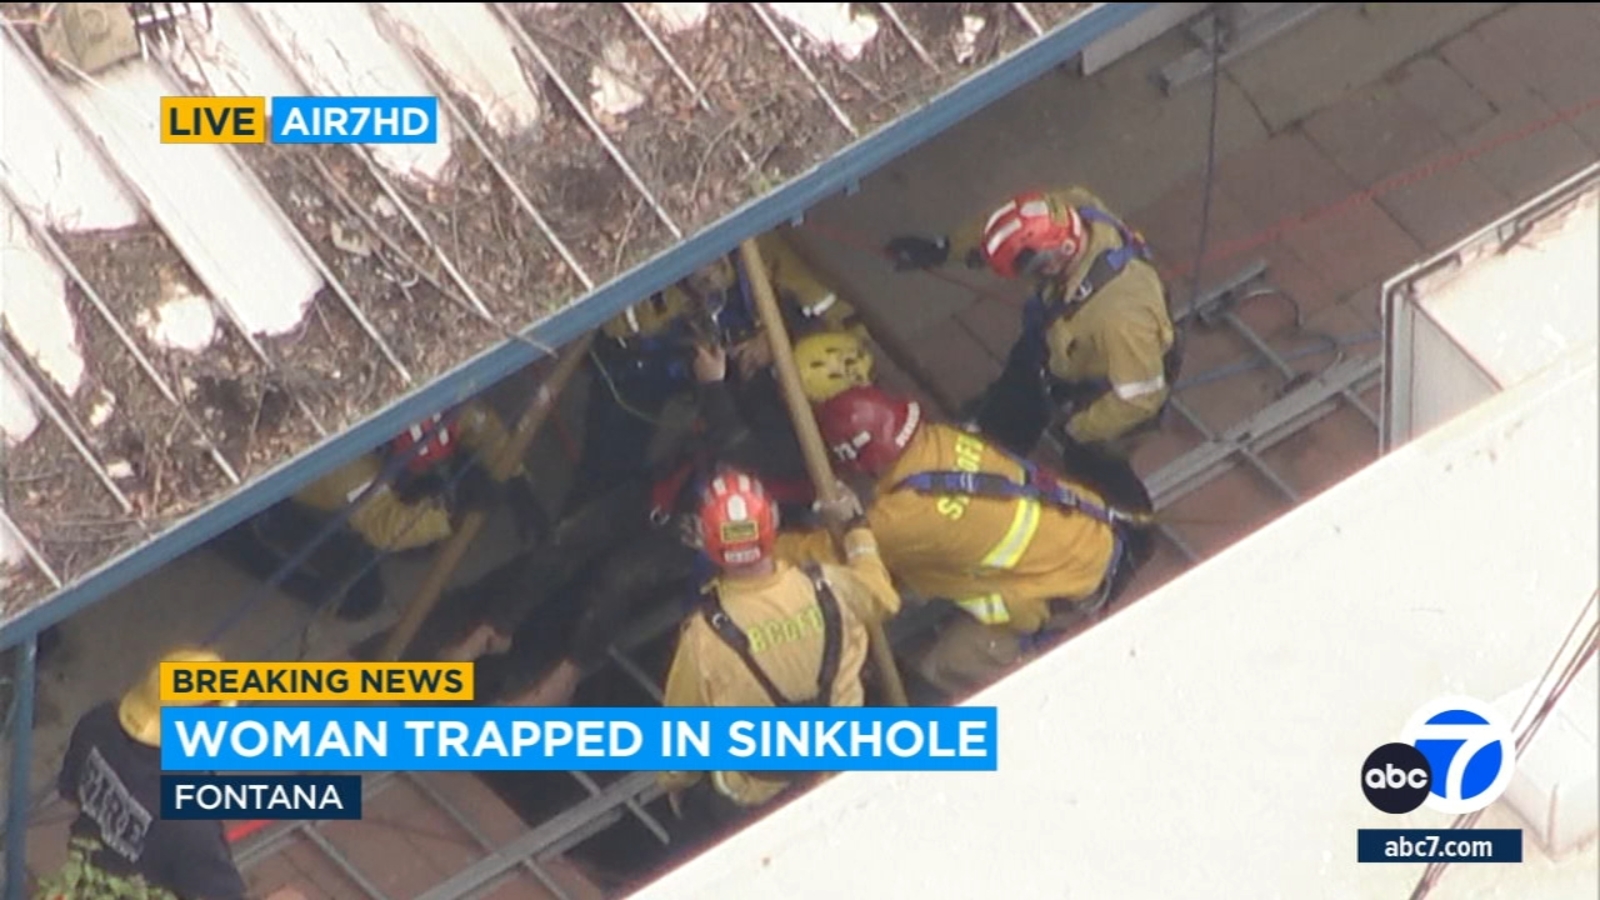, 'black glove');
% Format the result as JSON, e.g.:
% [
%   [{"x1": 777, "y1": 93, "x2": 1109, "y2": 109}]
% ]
[
  {"x1": 505, "y1": 476, "x2": 550, "y2": 544},
  {"x1": 884, "y1": 235, "x2": 950, "y2": 271},
  {"x1": 452, "y1": 465, "x2": 498, "y2": 515}
]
